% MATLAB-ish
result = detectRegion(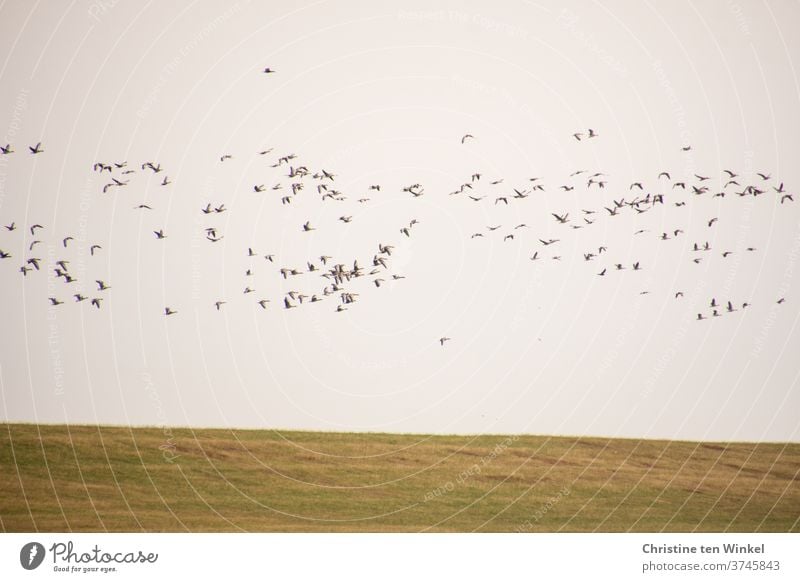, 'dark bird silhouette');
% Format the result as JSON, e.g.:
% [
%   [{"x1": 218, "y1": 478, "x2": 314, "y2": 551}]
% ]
[
  {"x1": 165, "y1": 307, "x2": 177, "y2": 316},
  {"x1": 461, "y1": 134, "x2": 474, "y2": 144},
  {"x1": 96, "y1": 280, "x2": 111, "y2": 291},
  {"x1": 29, "y1": 142, "x2": 43, "y2": 154},
  {"x1": 439, "y1": 337, "x2": 451, "y2": 346},
  {"x1": 90, "y1": 244, "x2": 102, "y2": 256},
  {"x1": 0, "y1": 144, "x2": 13, "y2": 154},
  {"x1": 154, "y1": 229, "x2": 167, "y2": 239},
  {"x1": 4, "y1": 222, "x2": 15, "y2": 231}
]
